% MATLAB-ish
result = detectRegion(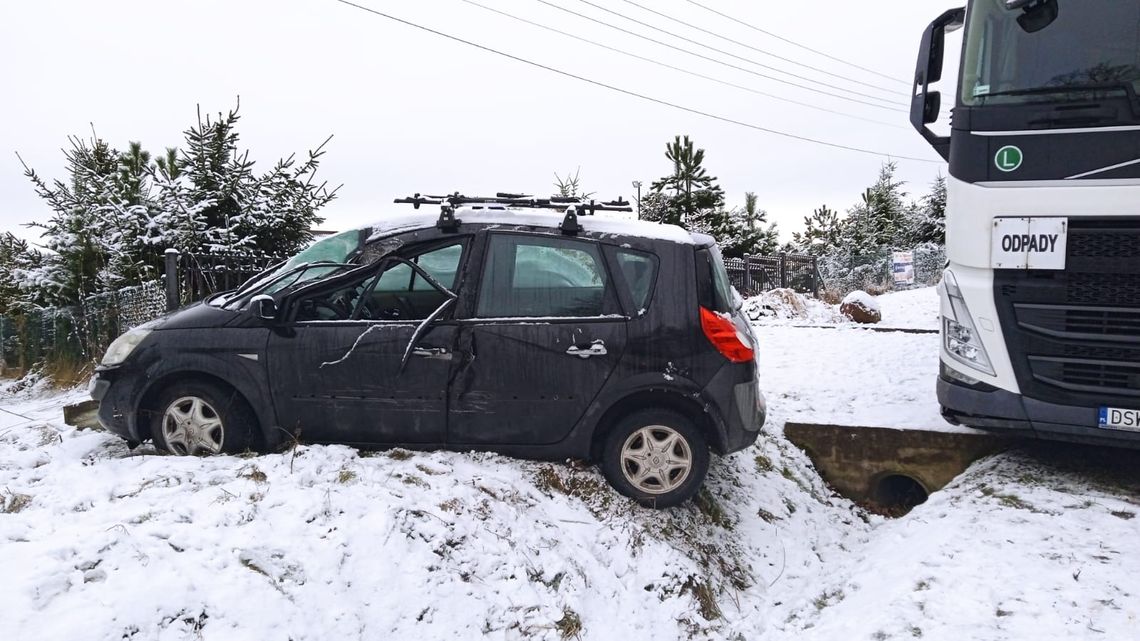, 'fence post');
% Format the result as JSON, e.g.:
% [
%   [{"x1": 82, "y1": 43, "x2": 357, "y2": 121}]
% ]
[
  {"x1": 811, "y1": 256, "x2": 819, "y2": 297},
  {"x1": 164, "y1": 249, "x2": 180, "y2": 312},
  {"x1": 742, "y1": 254, "x2": 752, "y2": 293},
  {"x1": 779, "y1": 252, "x2": 788, "y2": 289}
]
